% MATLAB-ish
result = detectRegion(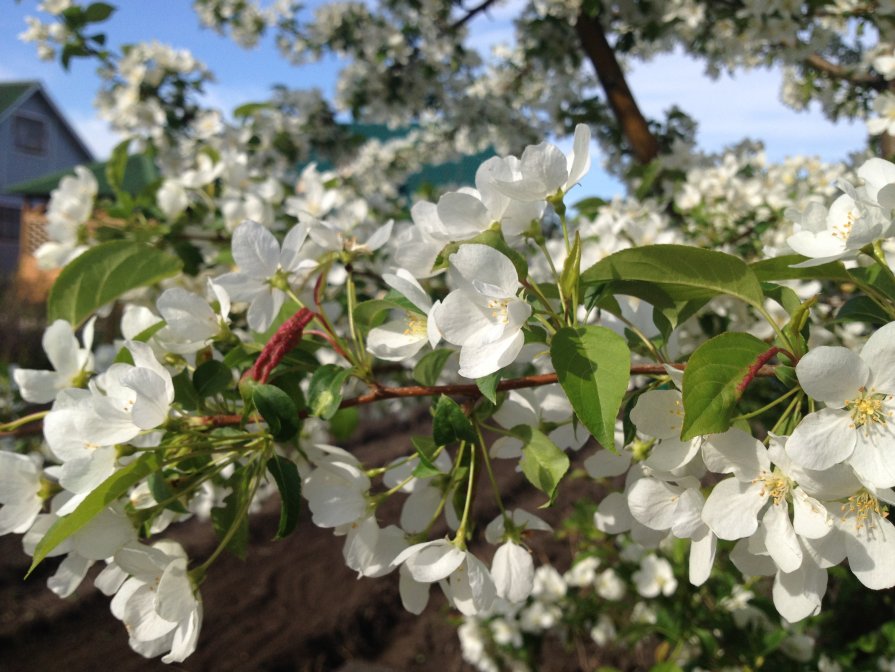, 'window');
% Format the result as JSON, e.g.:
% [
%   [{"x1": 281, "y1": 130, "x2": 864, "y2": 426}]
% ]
[{"x1": 13, "y1": 115, "x2": 47, "y2": 155}]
